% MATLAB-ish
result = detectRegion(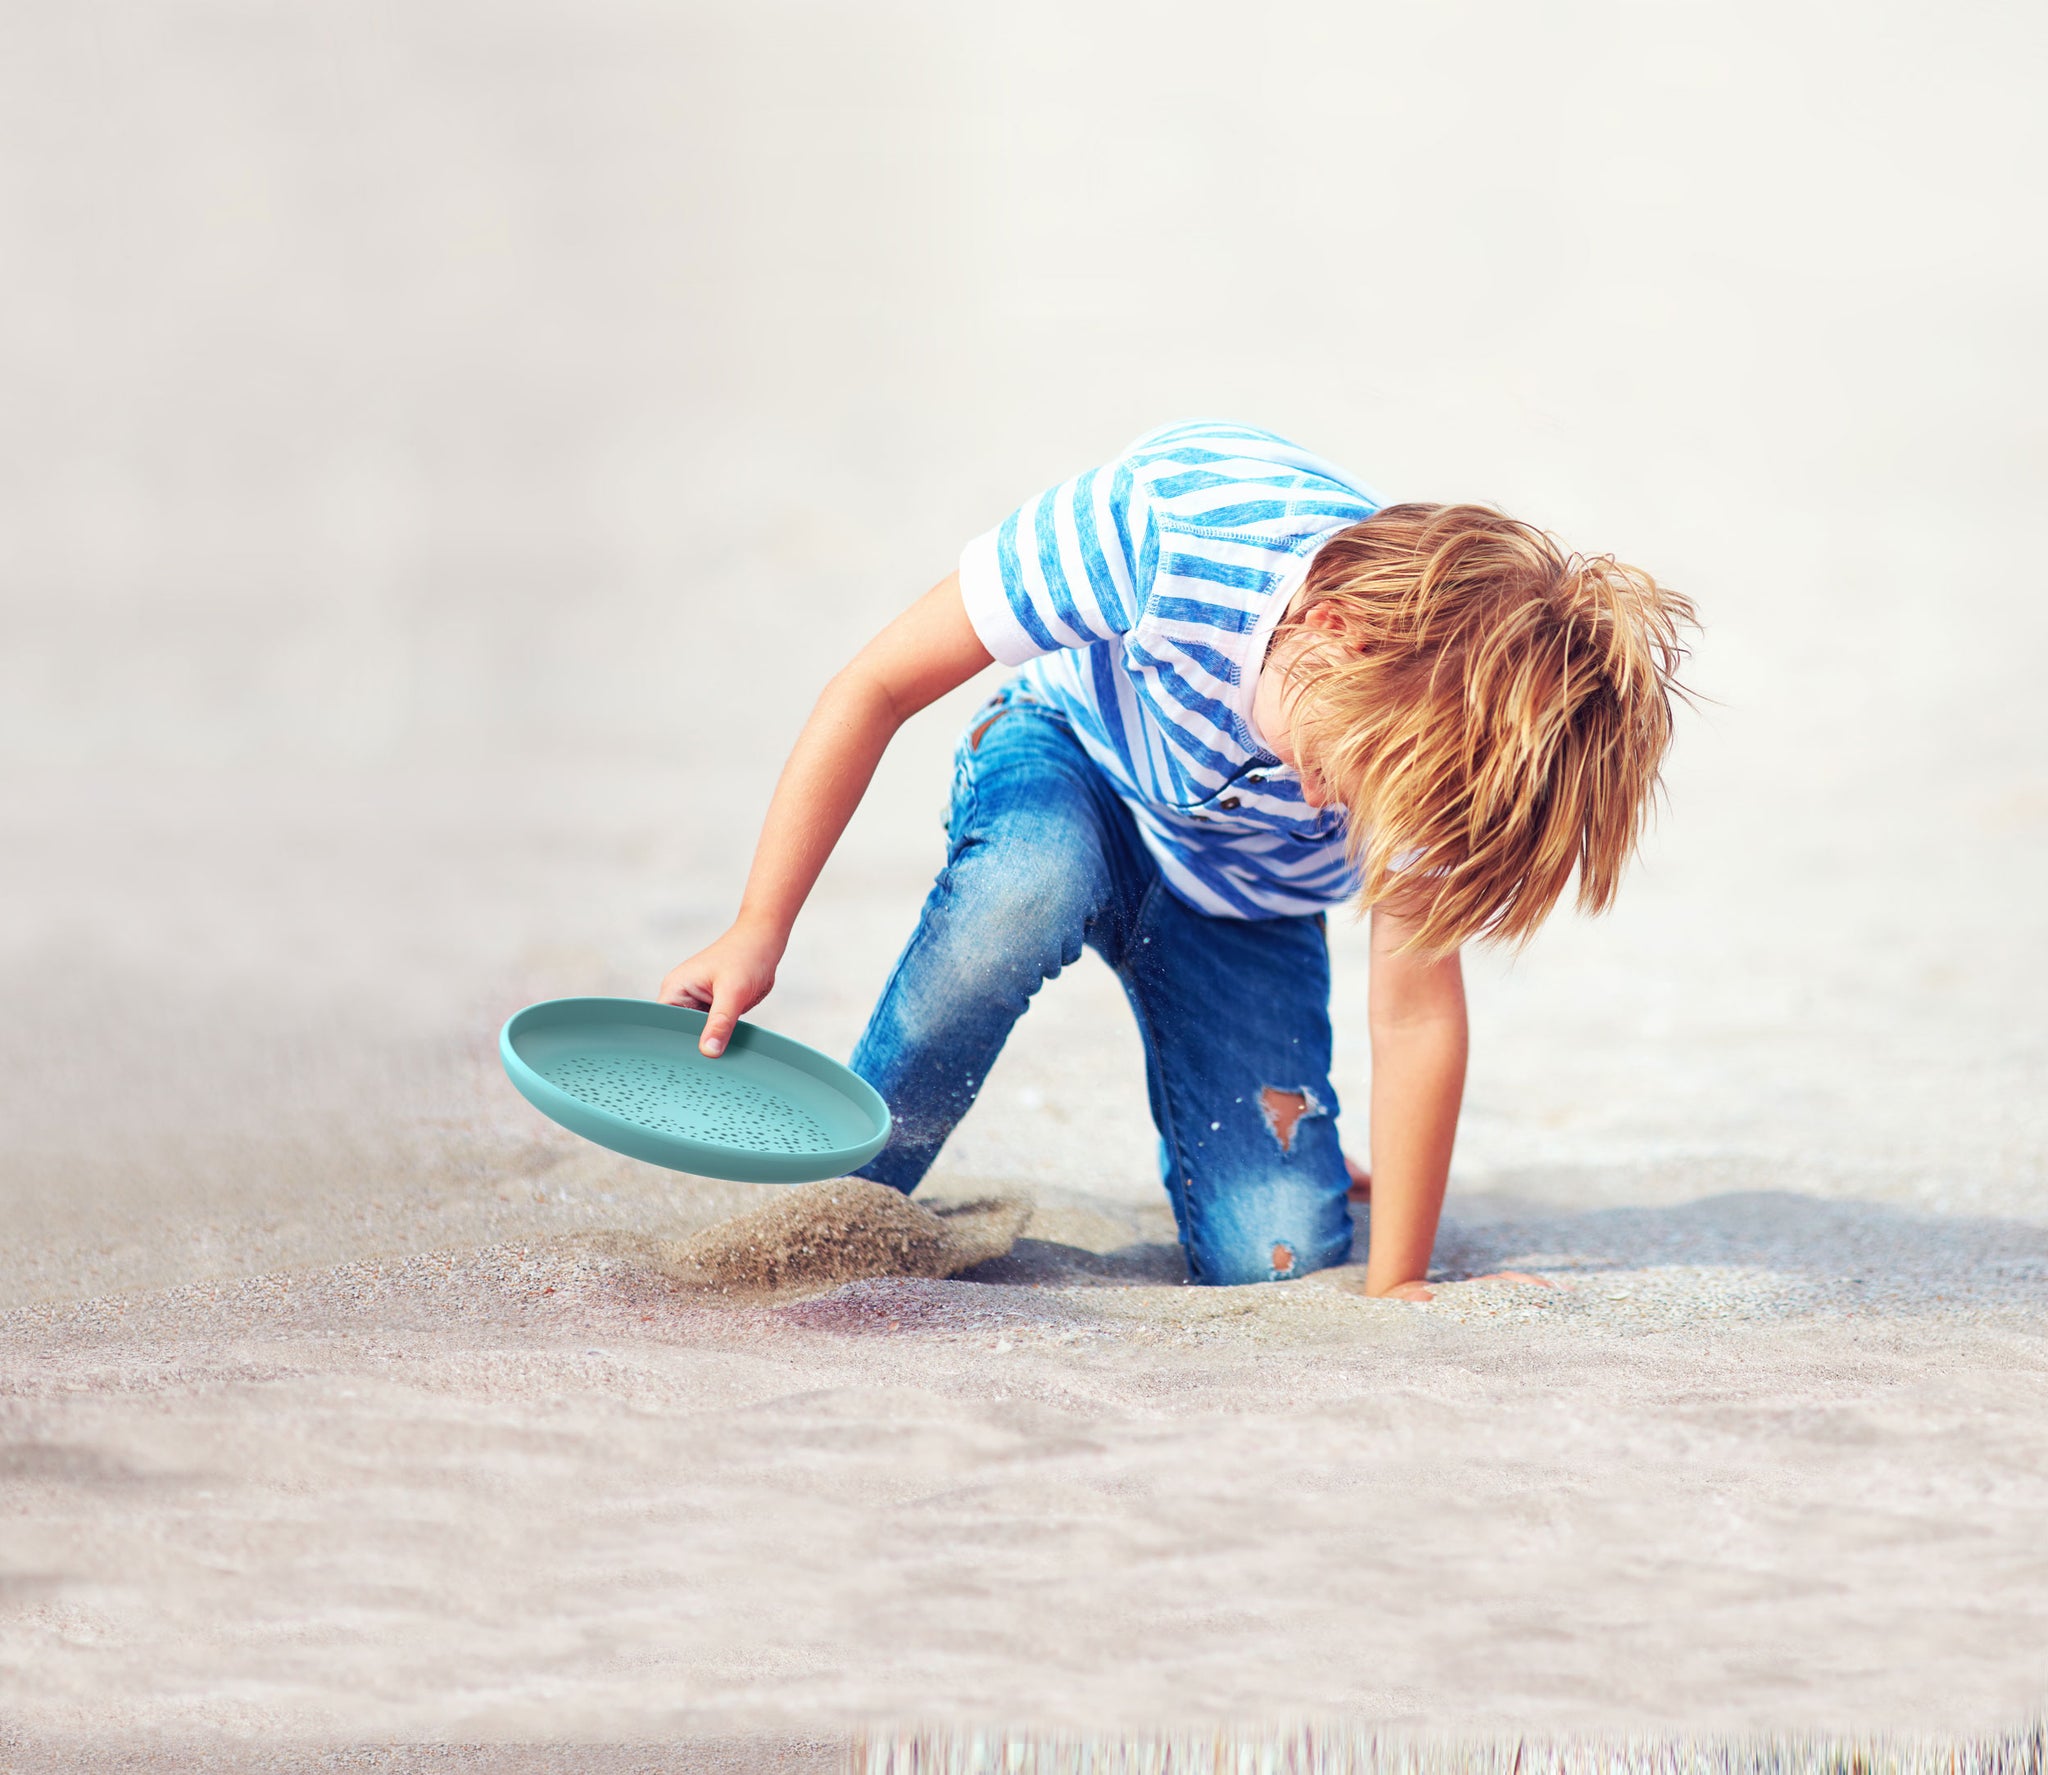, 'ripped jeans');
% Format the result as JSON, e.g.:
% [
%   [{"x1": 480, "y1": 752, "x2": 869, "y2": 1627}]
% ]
[{"x1": 849, "y1": 695, "x2": 1355, "y2": 1284}]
